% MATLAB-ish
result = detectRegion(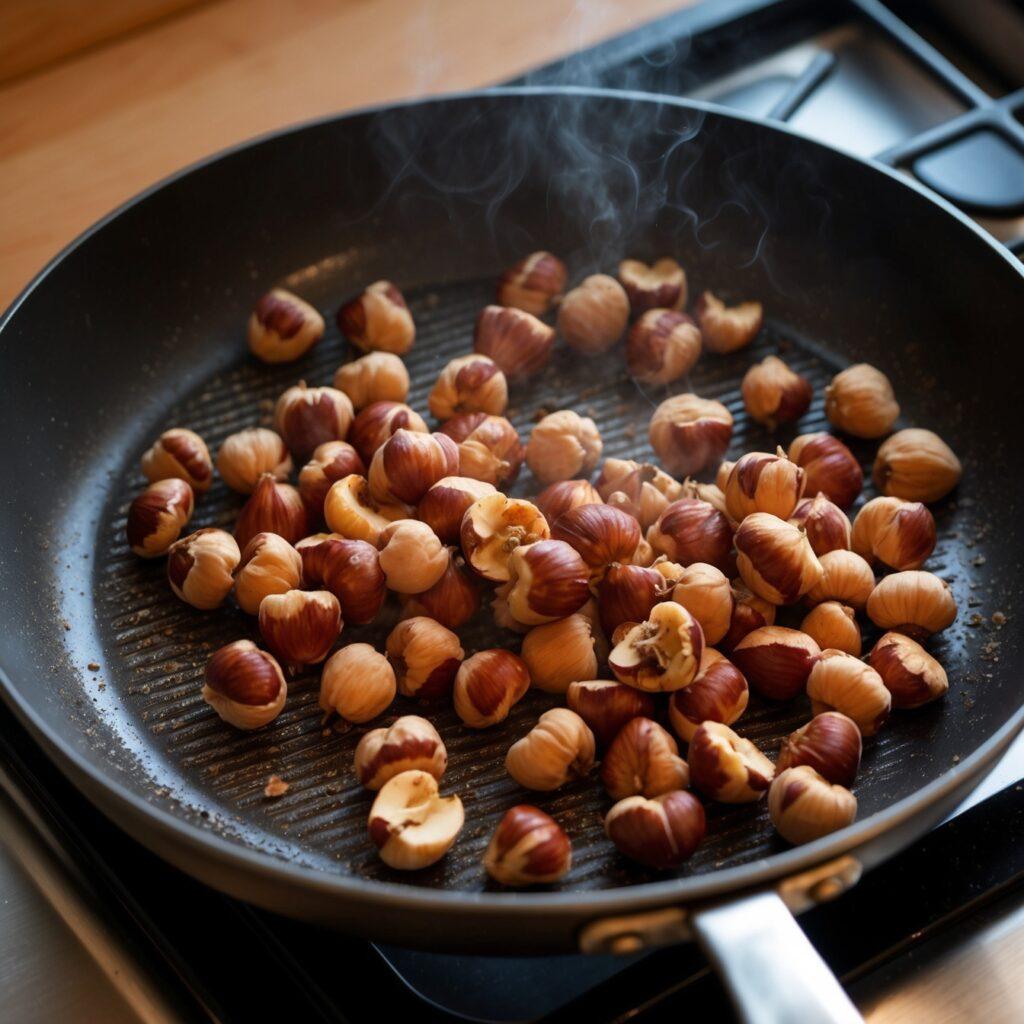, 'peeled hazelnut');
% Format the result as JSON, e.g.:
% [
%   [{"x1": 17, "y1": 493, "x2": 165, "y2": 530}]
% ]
[
  {"x1": 417, "y1": 476, "x2": 497, "y2": 544},
  {"x1": 734, "y1": 513, "x2": 823, "y2": 605},
  {"x1": 506, "y1": 708, "x2": 595, "y2": 791},
  {"x1": 217, "y1": 428, "x2": 293, "y2": 494},
  {"x1": 867, "y1": 570, "x2": 957, "y2": 641},
  {"x1": 385, "y1": 617, "x2": 464, "y2": 700},
  {"x1": 323, "y1": 474, "x2": 401, "y2": 546},
  {"x1": 233, "y1": 532, "x2": 303, "y2": 615},
  {"x1": 566, "y1": 680, "x2": 655, "y2": 747},
  {"x1": 873, "y1": 428, "x2": 962, "y2": 503},
  {"x1": 825, "y1": 363, "x2": 899, "y2": 439},
  {"x1": 453, "y1": 649, "x2": 530, "y2": 728},
  {"x1": 610, "y1": 621, "x2": 639, "y2": 646},
  {"x1": 141, "y1": 428, "x2": 213, "y2": 493},
  {"x1": 234, "y1": 474, "x2": 308, "y2": 549},
  {"x1": 333, "y1": 351, "x2": 409, "y2": 409},
  {"x1": 789, "y1": 493, "x2": 851, "y2": 556},
  {"x1": 557, "y1": 274, "x2": 629, "y2": 354},
  {"x1": 648, "y1": 498, "x2": 735, "y2": 574},
  {"x1": 474, "y1": 305, "x2": 556, "y2": 378},
  {"x1": 852, "y1": 496, "x2": 936, "y2": 571},
  {"x1": 777, "y1": 712, "x2": 862, "y2": 787},
  {"x1": 400, "y1": 548, "x2": 481, "y2": 629},
  {"x1": 868, "y1": 631, "x2": 949, "y2": 708},
  {"x1": 202, "y1": 640, "x2": 286, "y2": 729},
  {"x1": 491, "y1": 585, "x2": 531, "y2": 635},
  {"x1": 247, "y1": 288, "x2": 324, "y2": 363},
  {"x1": 609, "y1": 602, "x2": 704, "y2": 692},
  {"x1": 807, "y1": 649, "x2": 891, "y2": 736},
  {"x1": 601, "y1": 717, "x2": 689, "y2": 801},
  {"x1": 428, "y1": 354, "x2": 507, "y2": 420},
  {"x1": 350, "y1": 401, "x2": 428, "y2": 465},
  {"x1": 627, "y1": 310, "x2": 701, "y2": 386},
  {"x1": 788, "y1": 433, "x2": 863, "y2": 509},
  {"x1": 552, "y1": 503, "x2": 641, "y2": 579},
  {"x1": 688, "y1": 721, "x2": 774, "y2": 802},
  {"x1": 460, "y1": 494, "x2": 549, "y2": 582},
  {"x1": 597, "y1": 563, "x2": 667, "y2": 637},
  {"x1": 126, "y1": 478, "x2": 194, "y2": 557},
  {"x1": 629, "y1": 536, "x2": 656, "y2": 567},
  {"x1": 526, "y1": 411, "x2": 603, "y2": 486},
  {"x1": 670, "y1": 562, "x2": 732, "y2": 645},
  {"x1": 167, "y1": 528, "x2": 240, "y2": 609},
  {"x1": 309, "y1": 536, "x2": 386, "y2": 624},
  {"x1": 534, "y1": 479, "x2": 603, "y2": 524},
  {"x1": 731, "y1": 625, "x2": 821, "y2": 701},
  {"x1": 618, "y1": 257, "x2": 686, "y2": 315},
  {"x1": 724, "y1": 449, "x2": 806, "y2": 522},
  {"x1": 298, "y1": 441, "x2": 365, "y2": 520},
  {"x1": 800, "y1": 602, "x2": 861, "y2": 656},
  {"x1": 741, "y1": 355, "x2": 812, "y2": 428},
  {"x1": 320, "y1": 643, "x2": 396, "y2": 723},
  {"x1": 259, "y1": 589, "x2": 341, "y2": 666},
  {"x1": 521, "y1": 613, "x2": 599, "y2": 693},
  {"x1": 668, "y1": 649, "x2": 749, "y2": 742},
  {"x1": 649, "y1": 394, "x2": 733, "y2": 478},
  {"x1": 769, "y1": 766, "x2": 857, "y2": 845},
  {"x1": 596, "y1": 458, "x2": 682, "y2": 530},
  {"x1": 720, "y1": 579, "x2": 777, "y2": 652},
  {"x1": 497, "y1": 251, "x2": 567, "y2": 314},
  {"x1": 378, "y1": 519, "x2": 448, "y2": 594},
  {"x1": 368, "y1": 428, "x2": 458, "y2": 509},
  {"x1": 338, "y1": 280, "x2": 415, "y2": 355},
  {"x1": 440, "y1": 413, "x2": 524, "y2": 488},
  {"x1": 694, "y1": 291, "x2": 763, "y2": 354},
  {"x1": 716, "y1": 460, "x2": 735, "y2": 491},
  {"x1": 355, "y1": 716, "x2": 447, "y2": 790},
  {"x1": 484, "y1": 805, "x2": 572, "y2": 885},
  {"x1": 273, "y1": 382, "x2": 354, "y2": 462},
  {"x1": 368, "y1": 770, "x2": 463, "y2": 870},
  {"x1": 505, "y1": 539, "x2": 590, "y2": 625},
  {"x1": 605, "y1": 790, "x2": 705, "y2": 869},
  {"x1": 806, "y1": 549, "x2": 875, "y2": 611}
]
